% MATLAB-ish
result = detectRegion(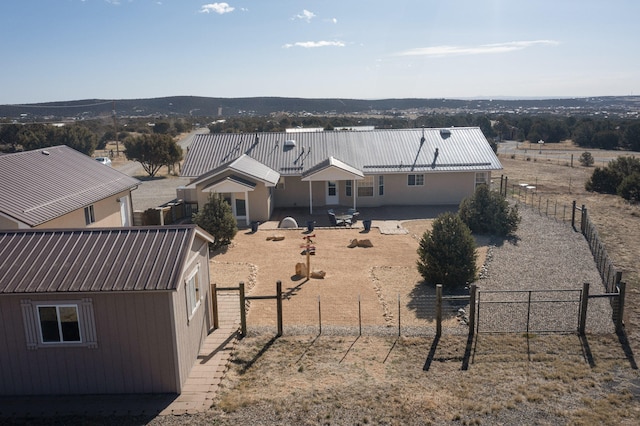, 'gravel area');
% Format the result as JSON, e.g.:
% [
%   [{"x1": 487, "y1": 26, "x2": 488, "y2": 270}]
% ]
[{"x1": 477, "y1": 206, "x2": 614, "y2": 333}]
